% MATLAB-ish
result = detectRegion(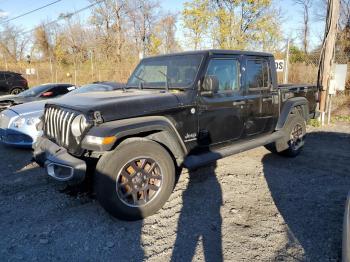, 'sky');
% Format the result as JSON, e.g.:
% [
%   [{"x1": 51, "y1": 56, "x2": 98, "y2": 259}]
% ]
[{"x1": 0, "y1": 0, "x2": 325, "y2": 50}]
